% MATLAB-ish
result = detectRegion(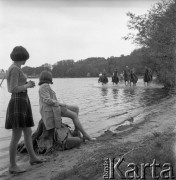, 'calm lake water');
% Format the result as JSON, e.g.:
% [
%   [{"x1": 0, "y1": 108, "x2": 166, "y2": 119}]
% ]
[{"x1": 0, "y1": 78, "x2": 175, "y2": 170}]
